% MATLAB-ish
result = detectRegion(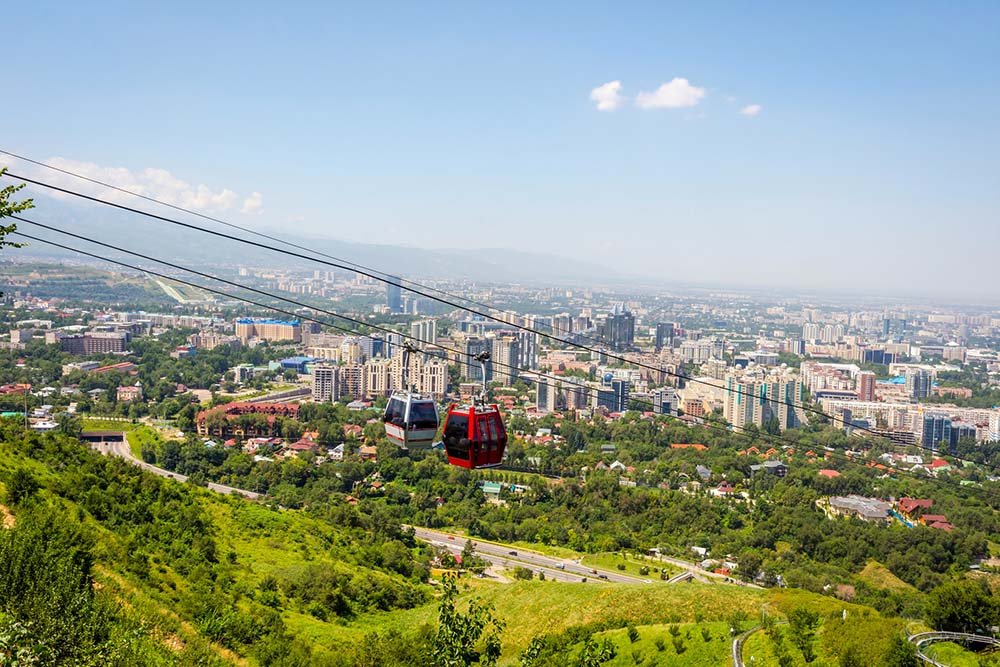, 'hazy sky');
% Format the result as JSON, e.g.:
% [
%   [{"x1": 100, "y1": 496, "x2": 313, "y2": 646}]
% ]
[{"x1": 4, "y1": 2, "x2": 999, "y2": 297}]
